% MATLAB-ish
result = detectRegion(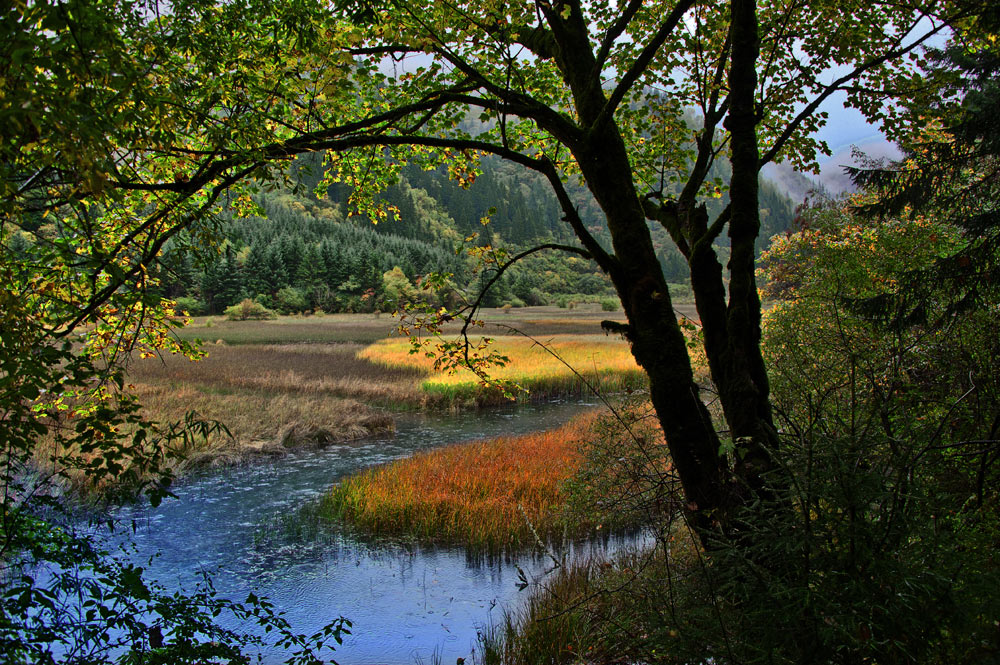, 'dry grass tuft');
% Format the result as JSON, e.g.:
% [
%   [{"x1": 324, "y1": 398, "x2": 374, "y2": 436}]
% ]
[
  {"x1": 131, "y1": 381, "x2": 394, "y2": 470},
  {"x1": 128, "y1": 343, "x2": 409, "y2": 469}
]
